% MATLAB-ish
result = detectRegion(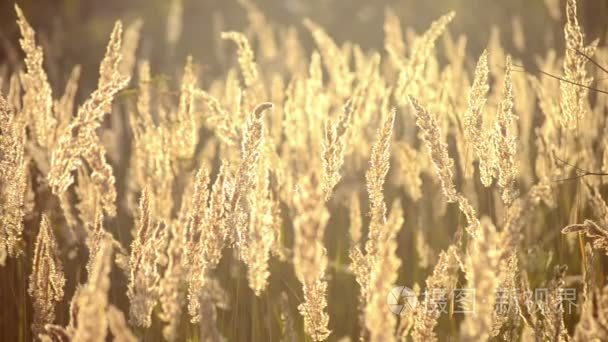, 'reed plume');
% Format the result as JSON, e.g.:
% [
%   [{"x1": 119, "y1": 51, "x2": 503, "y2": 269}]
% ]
[
  {"x1": 15, "y1": 5, "x2": 55, "y2": 148},
  {"x1": 562, "y1": 183, "x2": 608, "y2": 254},
  {"x1": 409, "y1": 96, "x2": 458, "y2": 202},
  {"x1": 321, "y1": 98, "x2": 353, "y2": 200},
  {"x1": 409, "y1": 96, "x2": 480, "y2": 236},
  {"x1": 394, "y1": 142, "x2": 424, "y2": 201},
  {"x1": 172, "y1": 55, "x2": 198, "y2": 159},
  {"x1": 560, "y1": 0, "x2": 595, "y2": 129},
  {"x1": 460, "y1": 218, "x2": 501, "y2": 340},
  {"x1": 238, "y1": 0, "x2": 278, "y2": 59},
  {"x1": 571, "y1": 245, "x2": 607, "y2": 341},
  {"x1": 54, "y1": 65, "x2": 81, "y2": 141},
  {"x1": 293, "y1": 177, "x2": 331, "y2": 341},
  {"x1": 99, "y1": 21, "x2": 123, "y2": 90},
  {"x1": 71, "y1": 238, "x2": 114, "y2": 342},
  {"x1": 347, "y1": 109, "x2": 401, "y2": 341},
  {"x1": 228, "y1": 102, "x2": 273, "y2": 244},
  {"x1": 303, "y1": 18, "x2": 353, "y2": 97},
  {"x1": 48, "y1": 21, "x2": 129, "y2": 216},
  {"x1": 365, "y1": 199, "x2": 403, "y2": 342},
  {"x1": 493, "y1": 56, "x2": 519, "y2": 206},
  {"x1": 384, "y1": 8, "x2": 406, "y2": 68},
  {"x1": 395, "y1": 12, "x2": 455, "y2": 102},
  {"x1": 462, "y1": 50, "x2": 493, "y2": 186},
  {"x1": 0, "y1": 94, "x2": 27, "y2": 263},
  {"x1": 120, "y1": 19, "x2": 143, "y2": 79},
  {"x1": 366, "y1": 109, "x2": 396, "y2": 235},
  {"x1": 240, "y1": 166, "x2": 276, "y2": 295},
  {"x1": 158, "y1": 221, "x2": 187, "y2": 341},
  {"x1": 195, "y1": 88, "x2": 240, "y2": 146},
  {"x1": 411, "y1": 246, "x2": 460, "y2": 341},
  {"x1": 187, "y1": 165, "x2": 229, "y2": 321},
  {"x1": 28, "y1": 215, "x2": 65, "y2": 337},
  {"x1": 130, "y1": 90, "x2": 174, "y2": 218},
  {"x1": 221, "y1": 31, "x2": 260, "y2": 90},
  {"x1": 85, "y1": 209, "x2": 108, "y2": 277},
  {"x1": 538, "y1": 266, "x2": 569, "y2": 341},
  {"x1": 563, "y1": 220, "x2": 608, "y2": 253},
  {"x1": 127, "y1": 188, "x2": 167, "y2": 327}
]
